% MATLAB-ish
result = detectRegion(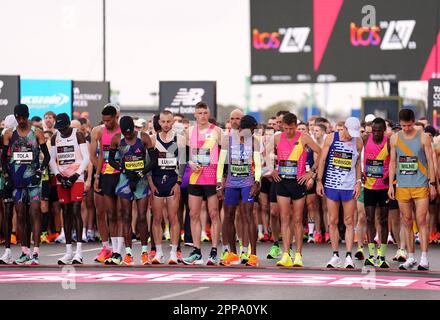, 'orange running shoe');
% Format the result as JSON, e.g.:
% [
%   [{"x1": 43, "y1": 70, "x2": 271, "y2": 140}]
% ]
[
  {"x1": 221, "y1": 252, "x2": 240, "y2": 266},
  {"x1": 10, "y1": 234, "x2": 17, "y2": 245},
  {"x1": 46, "y1": 233, "x2": 59, "y2": 243},
  {"x1": 123, "y1": 254, "x2": 134, "y2": 265},
  {"x1": 94, "y1": 247, "x2": 112, "y2": 263},
  {"x1": 40, "y1": 232, "x2": 50, "y2": 244},
  {"x1": 313, "y1": 232, "x2": 323, "y2": 244},
  {"x1": 325, "y1": 232, "x2": 330, "y2": 243},
  {"x1": 246, "y1": 255, "x2": 259, "y2": 267},
  {"x1": 176, "y1": 250, "x2": 183, "y2": 263},
  {"x1": 141, "y1": 252, "x2": 151, "y2": 265},
  {"x1": 149, "y1": 250, "x2": 156, "y2": 261}
]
